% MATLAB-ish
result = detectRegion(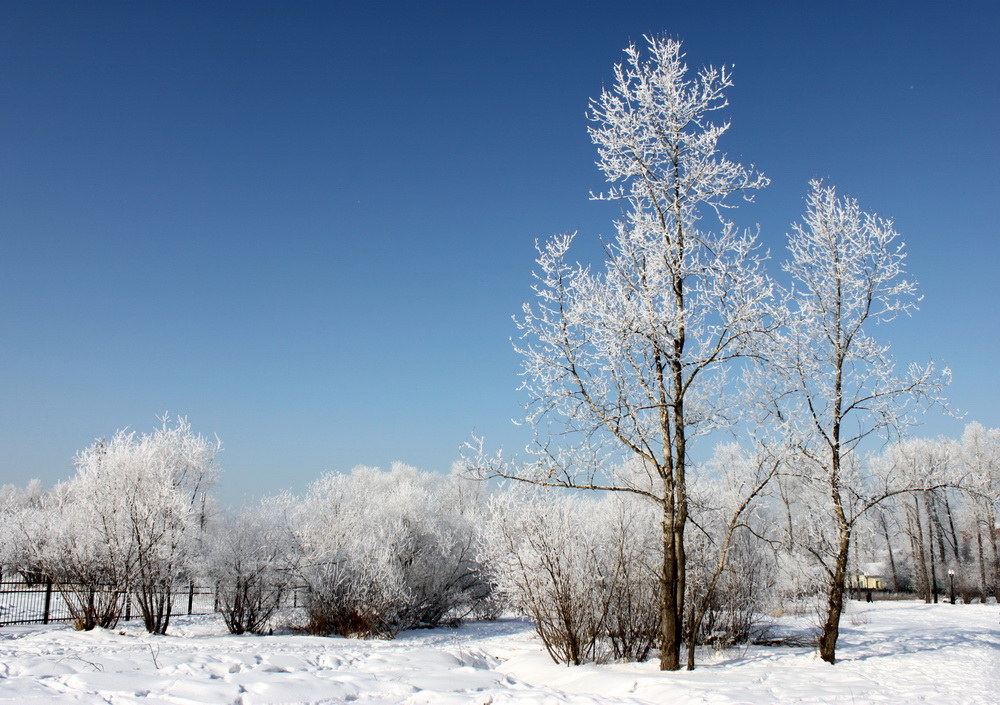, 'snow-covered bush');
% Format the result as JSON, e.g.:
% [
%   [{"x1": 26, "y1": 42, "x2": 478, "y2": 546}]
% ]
[
  {"x1": 483, "y1": 489, "x2": 660, "y2": 665},
  {"x1": 600, "y1": 495, "x2": 662, "y2": 662},
  {"x1": 683, "y1": 444, "x2": 779, "y2": 655},
  {"x1": 293, "y1": 463, "x2": 489, "y2": 638},
  {"x1": 27, "y1": 480, "x2": 132, "y2": 630},
  {"x1": 0, "y1": 480, "x2": 48, "y2": 584},
  {"x1": 69, "y1": 417, "x2": 220, "y2": 634},
  {"x1": 25, "y1": 417, "x2": 220, "y2": 632},
  {"x1": 687, "y1": 528, "x2": 775, "y2": 648},
  {"x1": 205, "y1": 494, "x2": 299, "y2": 634}
]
